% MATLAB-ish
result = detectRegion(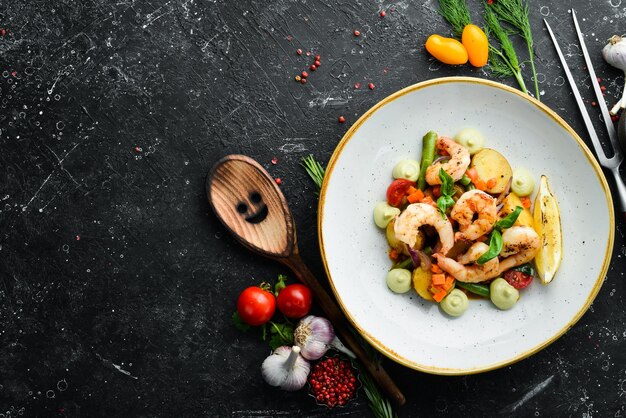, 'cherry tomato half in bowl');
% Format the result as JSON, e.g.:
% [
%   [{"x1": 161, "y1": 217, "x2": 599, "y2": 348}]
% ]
[
  {"x1": 386, "y1": 179, "x2": 415, "y2": 207},
  {"x1": 237, "y1": 286, "x2": 276, "y2": 326},
  {"x1": 503, "y1": 270, "x2": 533, "y2": 290},
  {"x1": 277, "y1": 284, "x2": 313, "y2": 319}
]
